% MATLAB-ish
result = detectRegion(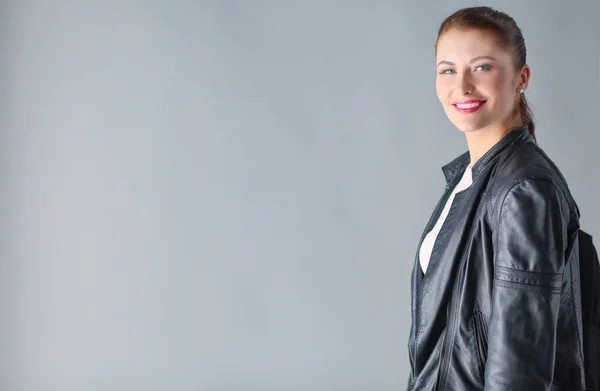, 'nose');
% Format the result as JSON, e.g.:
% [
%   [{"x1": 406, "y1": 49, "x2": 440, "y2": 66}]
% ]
[{"x1": 456, "y1": 72, "x2": 474, "y2": 95}]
